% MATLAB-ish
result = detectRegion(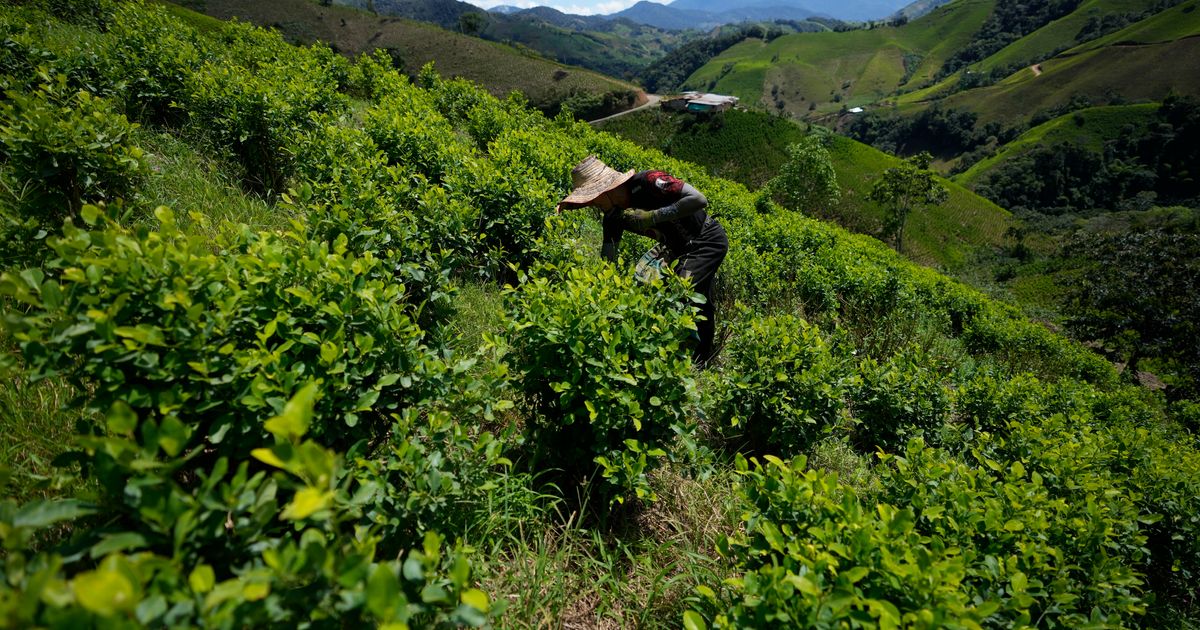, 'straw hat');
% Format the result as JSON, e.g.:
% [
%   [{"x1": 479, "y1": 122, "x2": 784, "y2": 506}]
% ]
[{"x1": 559, "y1": 156, "x2": 635, "y2": 206}]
